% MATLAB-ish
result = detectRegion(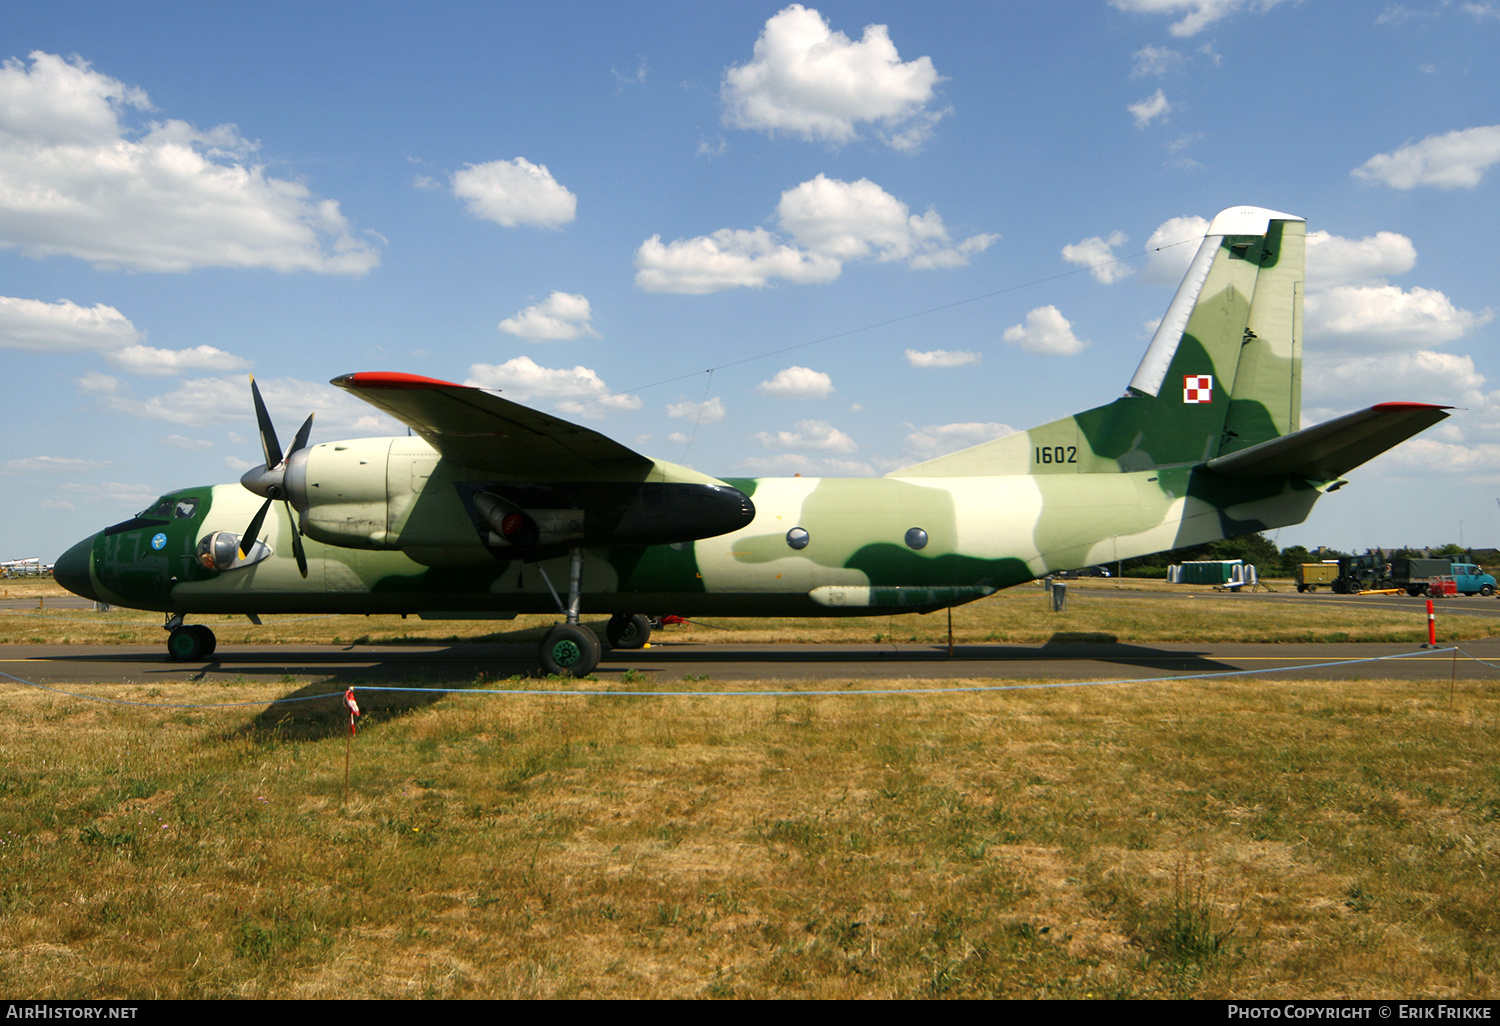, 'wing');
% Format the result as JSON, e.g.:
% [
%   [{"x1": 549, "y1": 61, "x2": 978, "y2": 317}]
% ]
[
  {"x1": 1204, "y1": 402, "x2": 1450, "y2": 481},
  {"x1": 332, "y1": 372, "x2": 652, "y2": 479}
]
